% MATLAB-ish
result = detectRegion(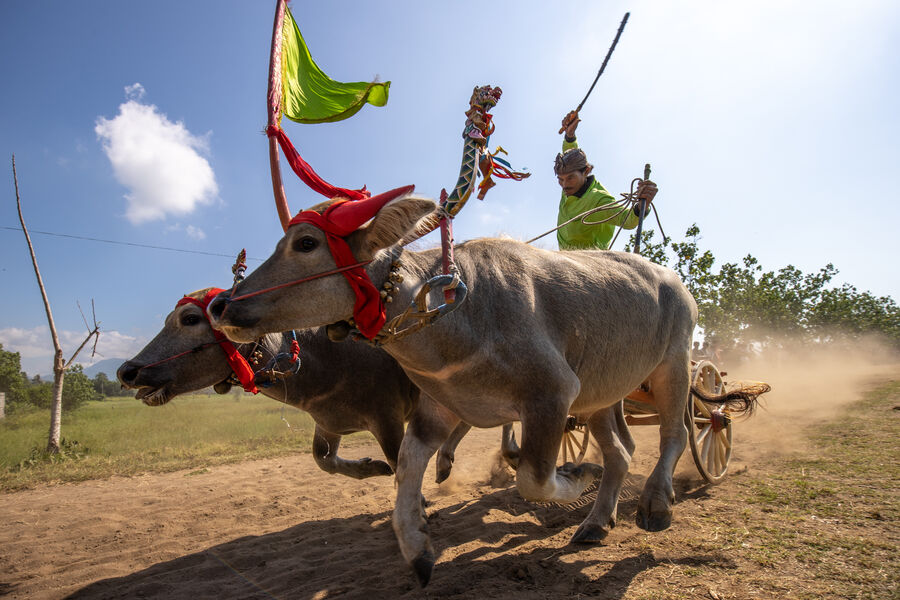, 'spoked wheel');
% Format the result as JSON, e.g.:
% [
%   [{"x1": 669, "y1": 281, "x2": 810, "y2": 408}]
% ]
[
  {"x1": 559, "y1": 416, "x2": 590, "y2": 465},
  {"x1": 501, "y1": 416, "x2": 591, "y2": 470},
  {"x1": 686, "y1": 360, "x2": 732, "y2": 484}
]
